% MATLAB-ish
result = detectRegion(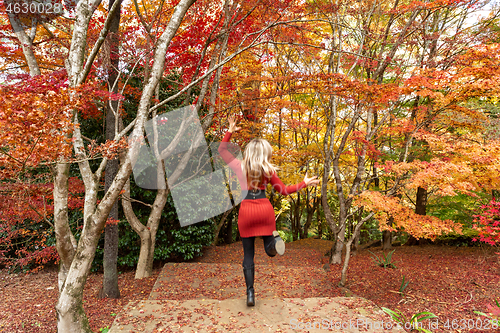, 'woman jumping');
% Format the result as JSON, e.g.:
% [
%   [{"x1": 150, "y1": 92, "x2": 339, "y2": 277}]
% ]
[{"x1": 218, "y1": 115, "x2": 319, "y2": 306}]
